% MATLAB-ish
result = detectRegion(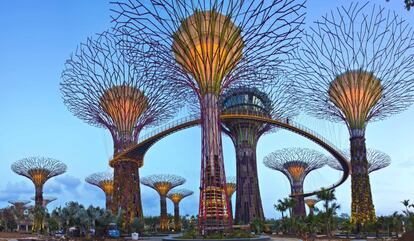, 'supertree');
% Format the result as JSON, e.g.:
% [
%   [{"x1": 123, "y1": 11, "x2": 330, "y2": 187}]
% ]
[
  {"x1": 85, "y1": 172, "x2": 114, "y2": 211},
  {"x1": 112, "y1": 0, "x2": 305, "y2": 233},
  {"x1": 292, "y1": 2, "x2": 414, "y2": 227},
  {"x1": 304, "y1": 198, "x2": 320, "y2": 216},
  {"x1": 264, "y1": 148, "x2": 325, "y2": 217},
  {"x1": 220, "y1": 78, "x2": 298, "y2": 224},
  {"x1": 11, "y1": 157, "x2": 66, "y2": 233},
  {"x1": 61, "y1": 31, "x2": 181, "y2": 231},
  {"x1": 31, "y1": 196, "x2": 57, "y2": 209},
  {"x1": 167, "y1": 189, "x2": 194, "y2": 231},
  {"x1": 224, "y1": 176, "x2": 236, "y2": 219},
  {"x1": 328, "y1": 149, "x2": 391, "y2": 175},
  {"x1": 141, "y1": 174, "x2": 186, "y2": 232},
  {"x1": 9, "y1": 200, "x2": 31, "y2": 231}
]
